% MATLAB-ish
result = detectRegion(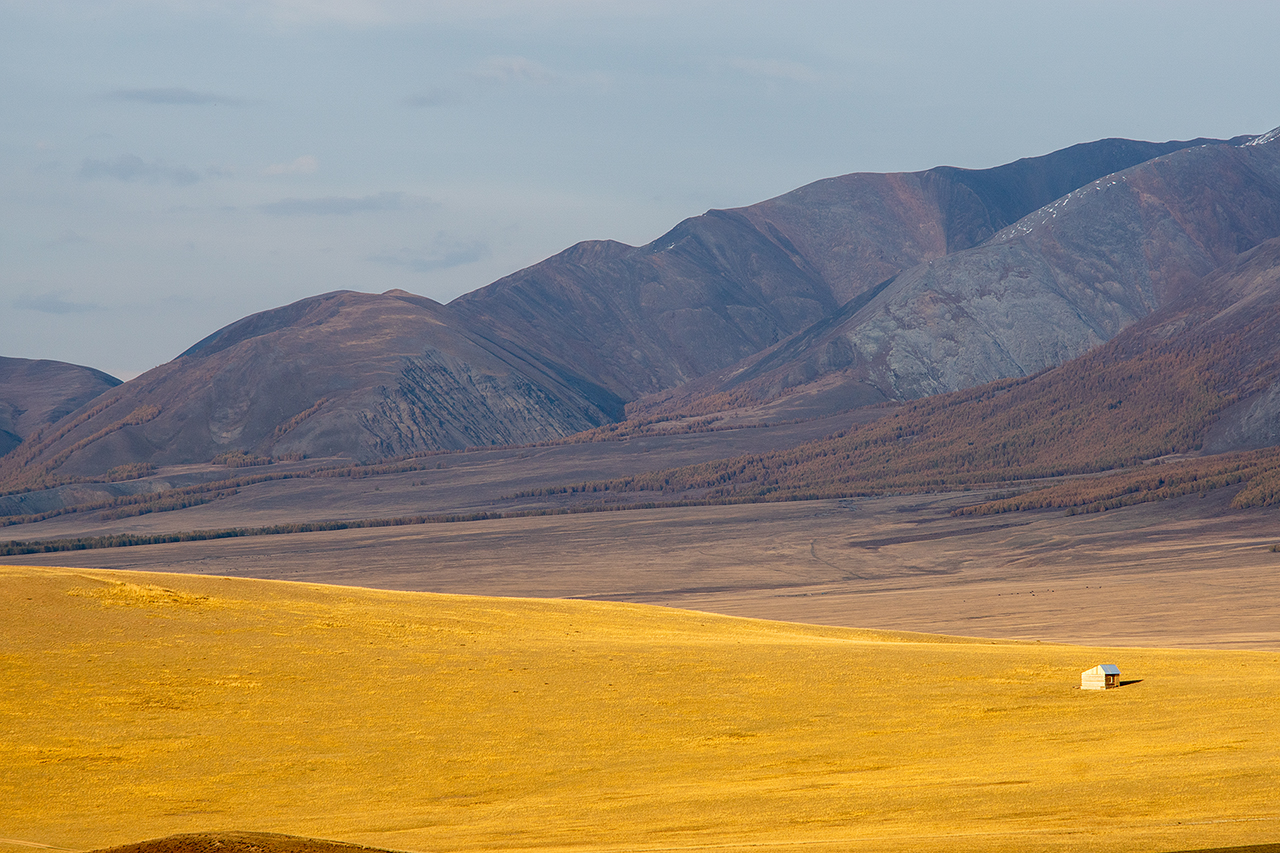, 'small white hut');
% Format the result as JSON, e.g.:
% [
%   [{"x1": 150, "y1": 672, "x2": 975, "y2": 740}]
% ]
[{"x1": 1081, "y1": 664, "x2": 1120, "y2": 690}]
